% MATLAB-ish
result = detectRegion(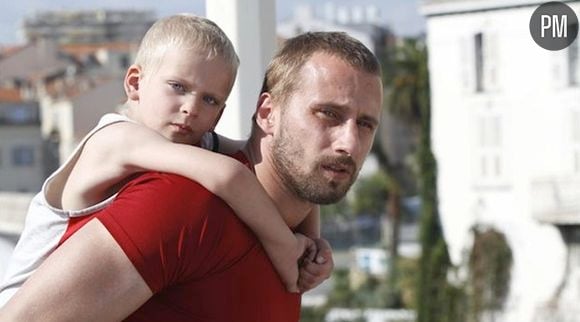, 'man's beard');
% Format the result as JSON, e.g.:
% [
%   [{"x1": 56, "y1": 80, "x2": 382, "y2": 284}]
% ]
[{"x1": 271, "y1": 125, "x2": 358, "y2": 205}]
